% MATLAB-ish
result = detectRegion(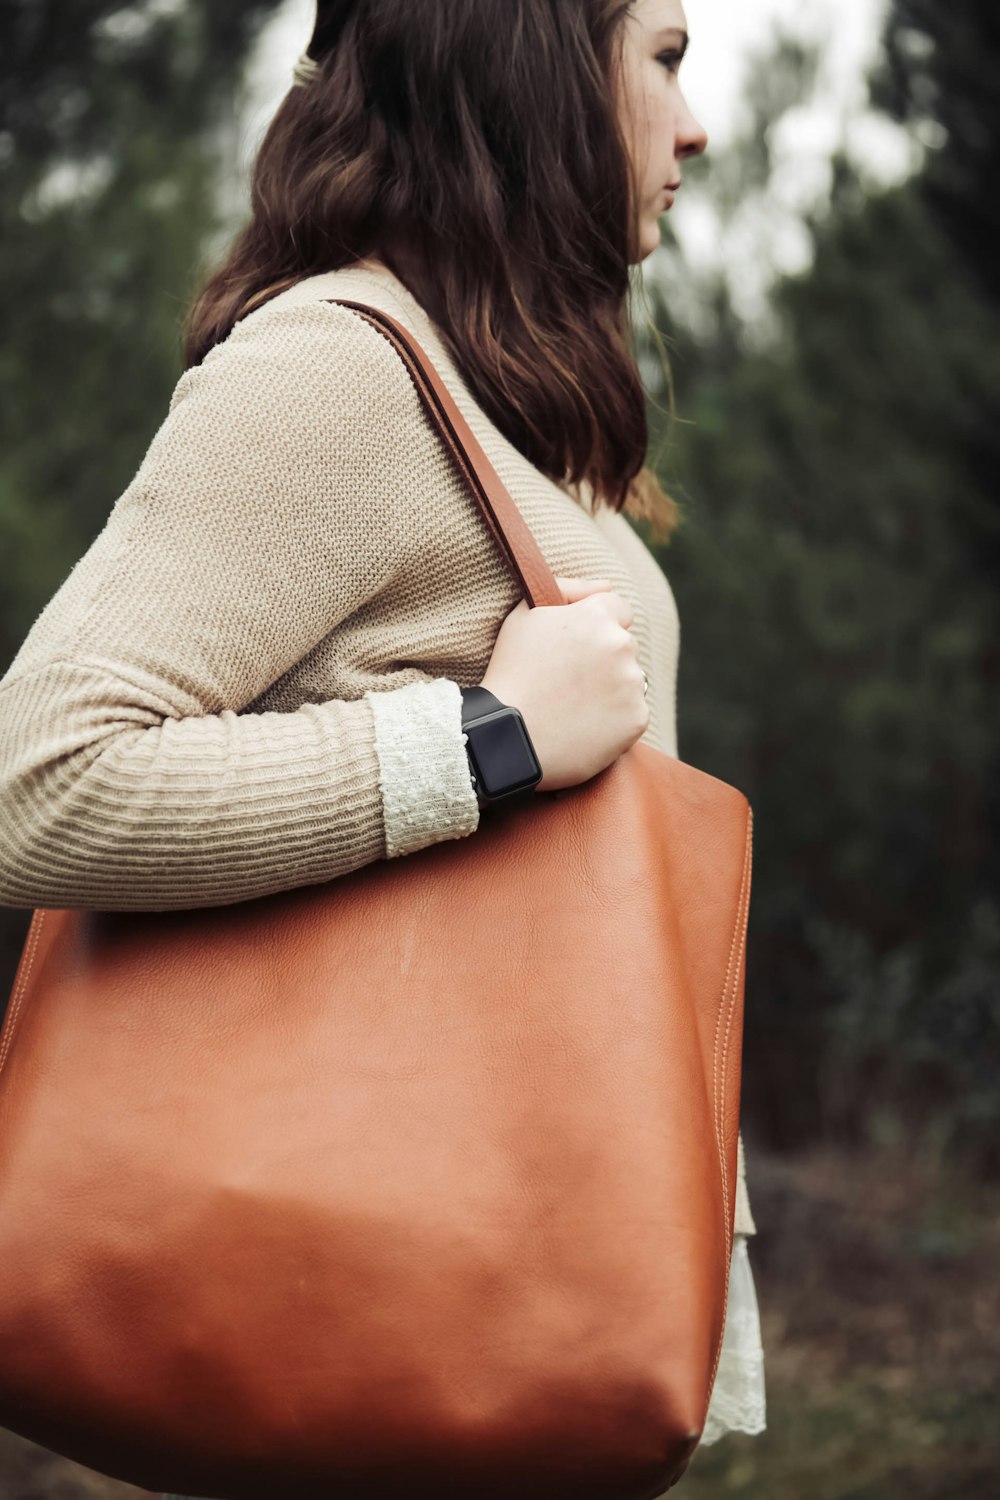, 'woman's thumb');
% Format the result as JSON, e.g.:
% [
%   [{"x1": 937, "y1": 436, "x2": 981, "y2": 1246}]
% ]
[{"x1": 554, "y1": 575, "x2": 613, "y2": 604}]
